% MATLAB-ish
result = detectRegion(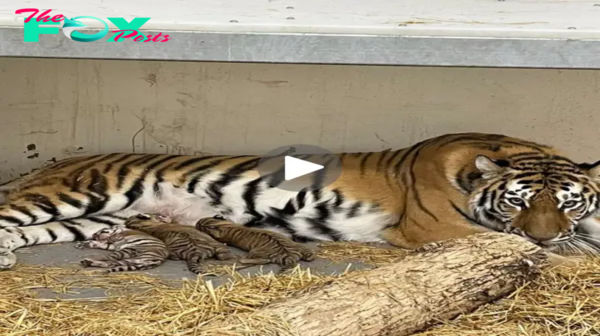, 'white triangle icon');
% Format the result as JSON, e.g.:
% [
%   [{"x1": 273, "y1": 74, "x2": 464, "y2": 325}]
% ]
[{"x1": 284, "y1": 156, "x2": 324, "y2": 181}]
